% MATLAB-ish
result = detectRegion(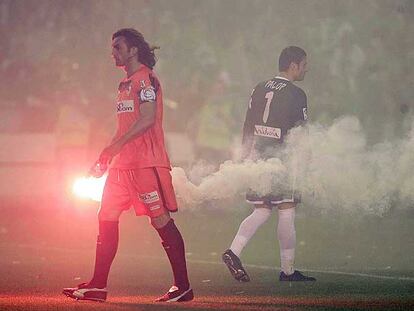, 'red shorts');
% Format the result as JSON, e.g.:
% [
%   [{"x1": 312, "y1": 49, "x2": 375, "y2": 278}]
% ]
[{"x1": 100, "y1": 167, "x2": 178, "y2": 218}]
